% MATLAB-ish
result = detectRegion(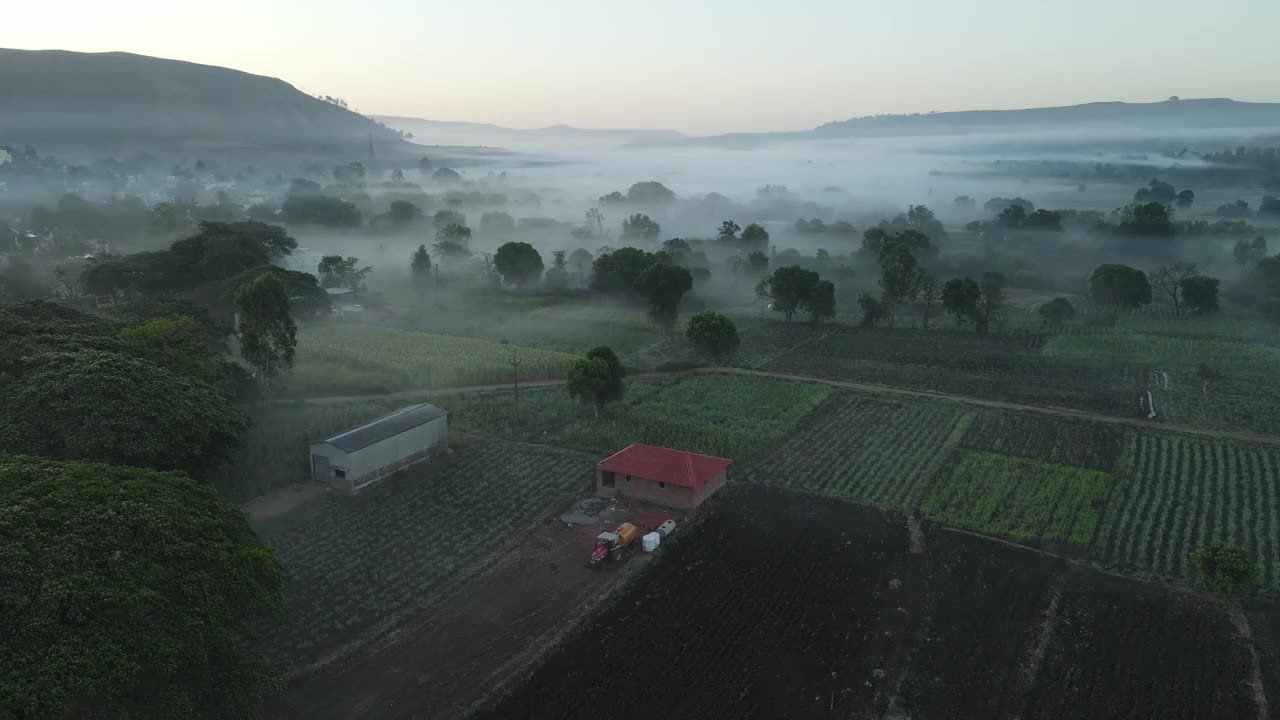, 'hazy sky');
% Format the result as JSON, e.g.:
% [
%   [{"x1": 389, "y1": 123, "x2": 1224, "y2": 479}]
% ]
[{"x1": 9, "y1": 0, "x2": 1280, "y2": 134}]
